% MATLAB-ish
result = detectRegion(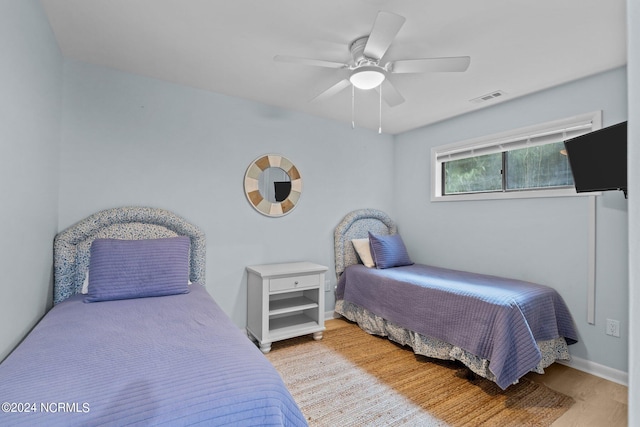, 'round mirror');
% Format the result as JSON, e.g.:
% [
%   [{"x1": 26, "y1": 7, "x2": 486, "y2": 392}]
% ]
[{"x1": 244, "y1": 155, "x2": 302, "y2": 217}]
